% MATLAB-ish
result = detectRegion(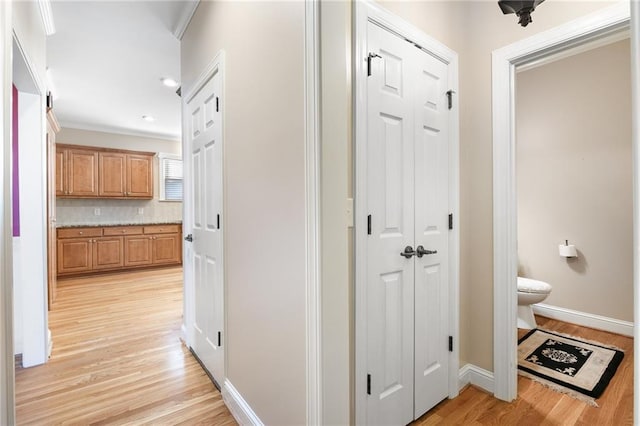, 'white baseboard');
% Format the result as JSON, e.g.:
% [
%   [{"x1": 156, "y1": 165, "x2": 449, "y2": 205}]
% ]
[
  {"x1": 222, "y1": 379, "x2": 264, "y2": 426},
  {"x1": 533, "y1": 303, "x2": 634, "y2": 337},
  {"x1": 458, "y1": 363, "x2": 494, "y2": 394}
]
